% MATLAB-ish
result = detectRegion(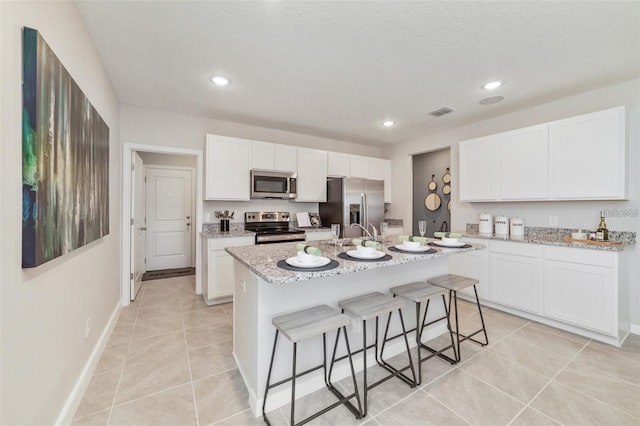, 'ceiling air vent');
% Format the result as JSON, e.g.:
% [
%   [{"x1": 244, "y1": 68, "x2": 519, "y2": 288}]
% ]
[{"x1": 429, "y1": 107, "x2": 454, "y2": 117}]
